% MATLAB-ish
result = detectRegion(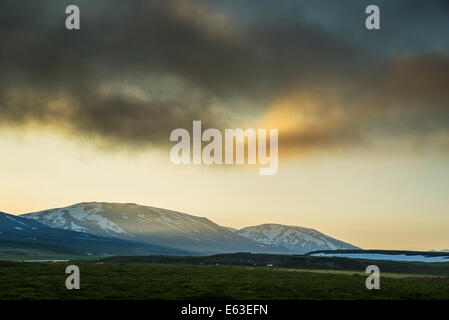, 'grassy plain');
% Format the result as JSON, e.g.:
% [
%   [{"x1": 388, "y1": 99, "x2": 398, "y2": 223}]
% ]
[{"x1": 0, "y1": 261, "x2": 448, "y2": 300}]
